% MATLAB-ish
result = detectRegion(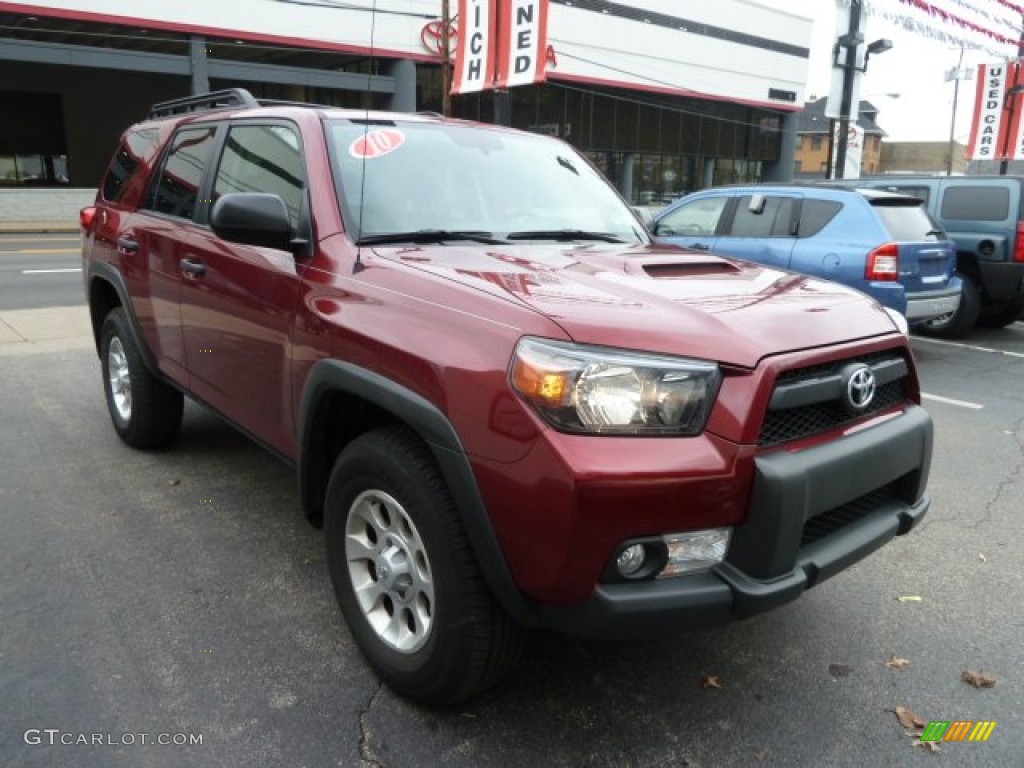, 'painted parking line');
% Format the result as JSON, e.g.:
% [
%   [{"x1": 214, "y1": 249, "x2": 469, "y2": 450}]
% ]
[
  {"x1": 21, "y1": 268, "x2": 83, "y2": 274},
  {"x1": 921, "y1": 392, "x2": 984, "y2": 410},
  {"x1": 913, "y1": 335, "x2": 1024, "y2": 360}
]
